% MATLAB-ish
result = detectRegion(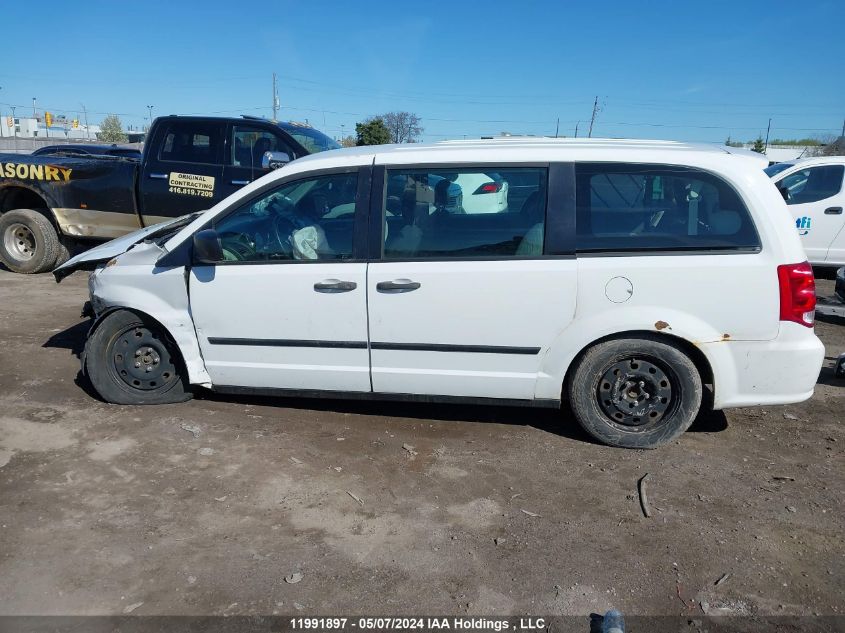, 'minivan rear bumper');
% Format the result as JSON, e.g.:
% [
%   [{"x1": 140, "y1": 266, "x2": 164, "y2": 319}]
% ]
[{"x1": 703, "y1": 322, "x2": 825, "y2": 409}]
